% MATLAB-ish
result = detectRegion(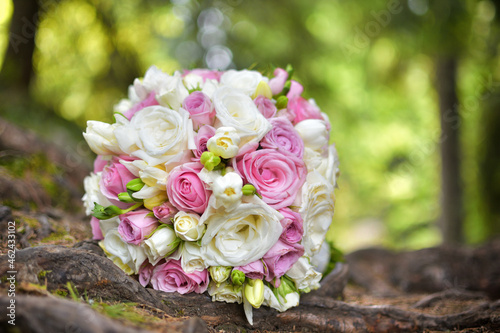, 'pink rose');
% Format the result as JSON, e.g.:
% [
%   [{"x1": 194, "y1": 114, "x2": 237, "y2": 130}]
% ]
[
  {"x1": 124, "y1": 91, "x2": 159, "y2": 120},
  {"x1": 254, "y1": 95, "x2": 277, "y2": 119},
  {"x1": 260, "y1": 117, "x2": 304, "y2": 159},
  {"x1": 236, "y1": 149, "x2": 307, "y2": 210},
  {"x1": 153, "y1": 201, "x2": 178, "y2": 224},
  {"x1": 287, "y1": 96, "x2": 323, "y2": 125},
  {"x1": 93, "y1": 156, "x2": 108, "y2": 173},
  {"x1": 99, "y1": 158, "x2": 137, "y2": 209},
  {"x1": 191, "y1": 125, "x2": 216, "y2": 161},
  {"x1": 183, "y1": 91, "x2": 215, "y2": 130},
  {"x1": 286, "y1": 80, "x2": 304, "y2": 99},
  {"x1": 235, "y1": 260, "x2": 266, "y2": 280},
  {"x1": 166, "y1": 162, "x2": 211, "y2": 214},
  {"x1": 90, "y1": 216, "x2": 103, "y2": 240},
  {"x1": 138, "y1": 261, "x2": 155, "y2": 287},
  {"x1": 278, "y1": 208, "x2": 304, "y2": 244},
  {"x1": 263, "y1": 240, "x2": 304, "y2": 287},
  {"x1": 268, "y1": 68, "x2": 288, "y2": 95},
  {"x1": 151, "y1": 259, "x2": 209, "y2": 294},
  {"x1": 118, "y1": 209, "x2": 159, "y2": 245},
  {"x1": 183, "y1": 69, "x2": 222, "y2": 82}
]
